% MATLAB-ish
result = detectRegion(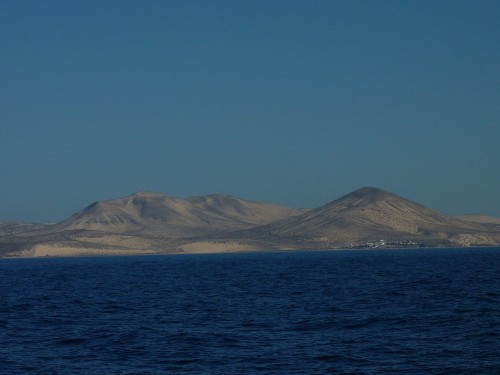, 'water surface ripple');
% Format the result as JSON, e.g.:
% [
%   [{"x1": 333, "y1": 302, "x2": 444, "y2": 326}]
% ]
[{"x1": 1, "y1": 248, "x2": 499, "y2": 374}]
